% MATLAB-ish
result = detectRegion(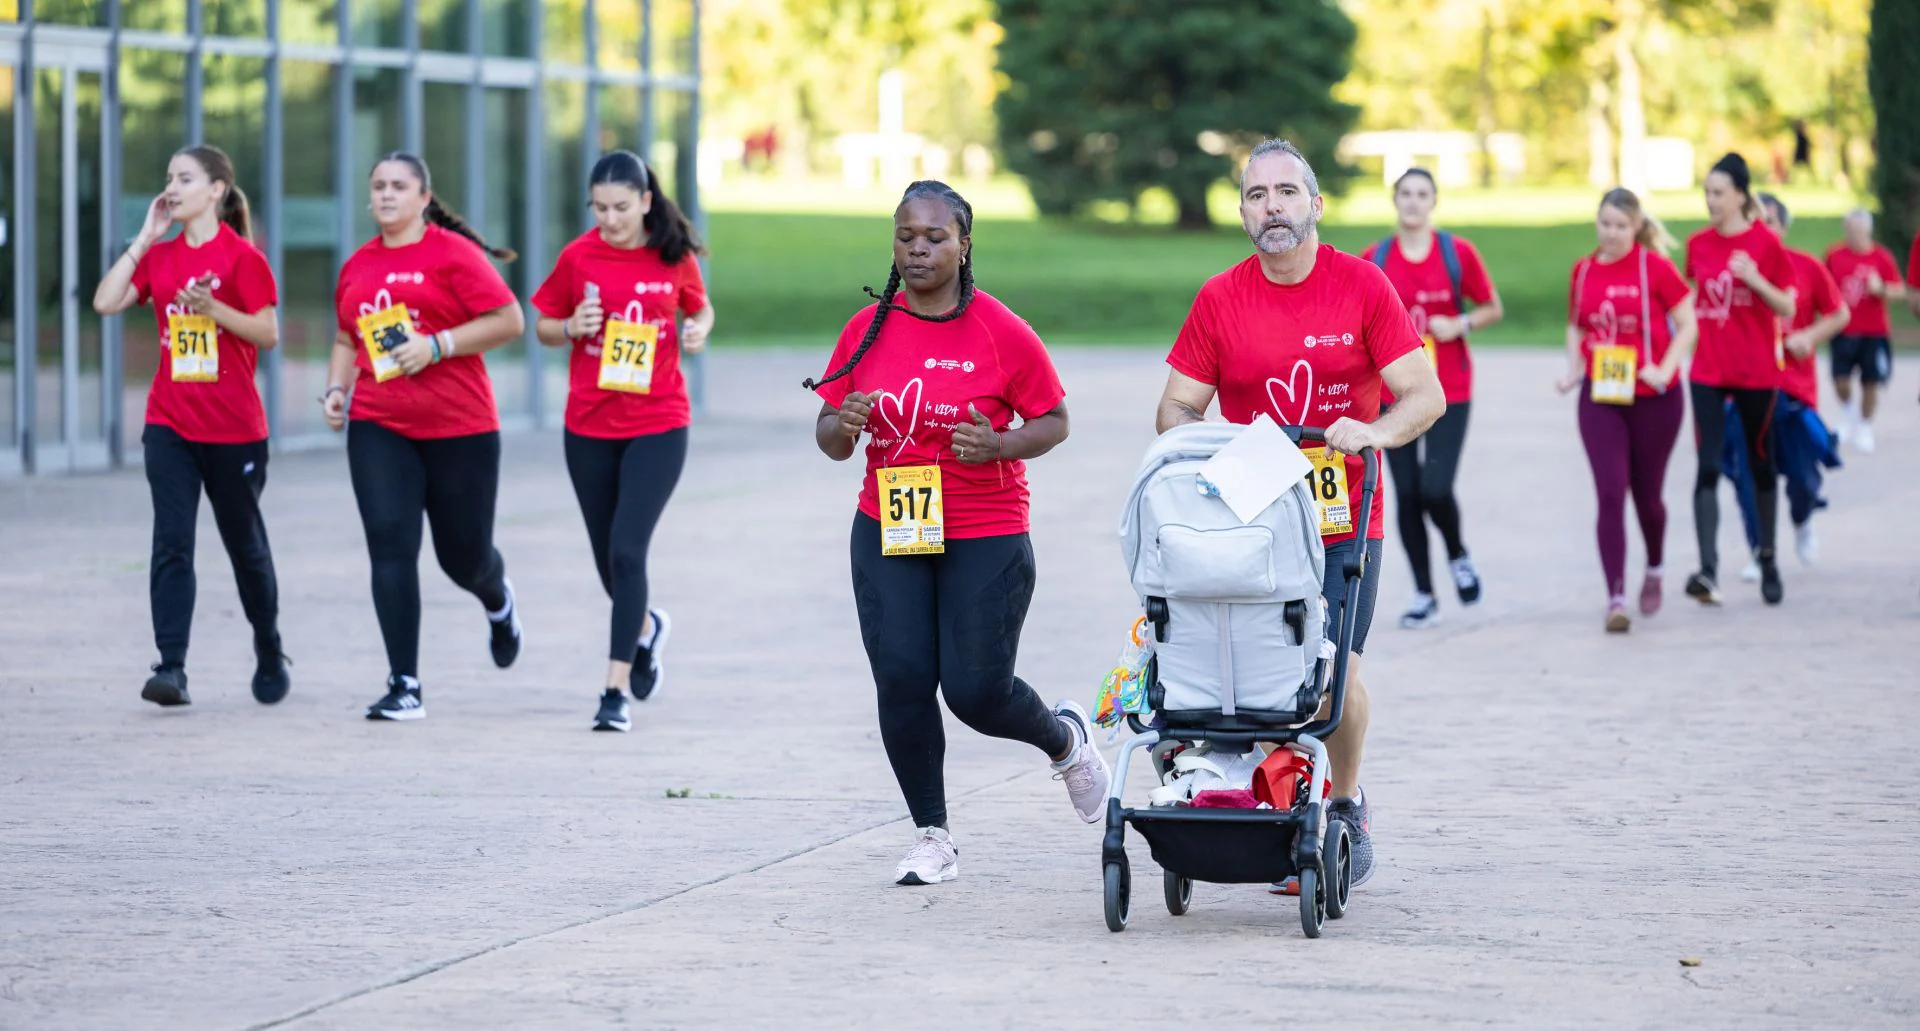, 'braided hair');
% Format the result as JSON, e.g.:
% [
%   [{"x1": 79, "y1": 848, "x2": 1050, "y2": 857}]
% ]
[
  {"x1": 373, "y1": 151, "x2": 518, "y2": 262},
  {"x1": 803, "y1": 180, "x2": 976, "y2": 391}
]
